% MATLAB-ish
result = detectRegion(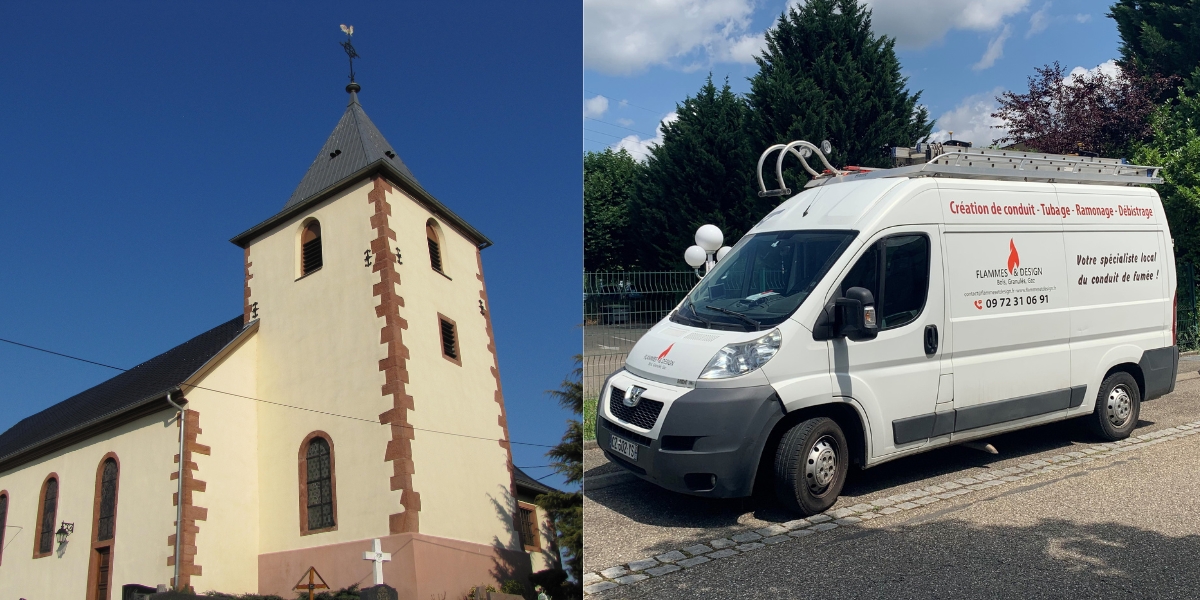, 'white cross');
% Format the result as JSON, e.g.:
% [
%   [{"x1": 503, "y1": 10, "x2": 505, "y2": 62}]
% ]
[{"x1": 362, "y1": 538, "x2": 391, "y2": 586}]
